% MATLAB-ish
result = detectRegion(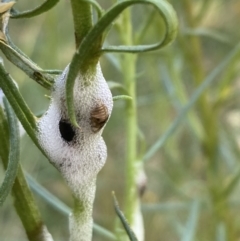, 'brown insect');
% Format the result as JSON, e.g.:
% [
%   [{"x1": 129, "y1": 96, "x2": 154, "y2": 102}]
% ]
[{"x1": 90, "y1": 101, "x2": 109, "y2": 133}]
